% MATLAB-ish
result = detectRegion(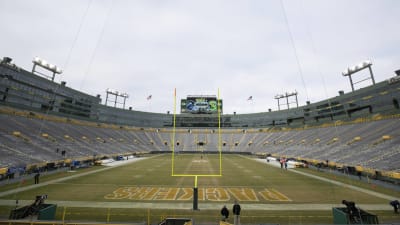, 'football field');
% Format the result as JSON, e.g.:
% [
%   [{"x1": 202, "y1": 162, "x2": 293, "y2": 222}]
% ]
[{"x1": 0, "y1": 154, "x2": 399, "y2": 224}]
